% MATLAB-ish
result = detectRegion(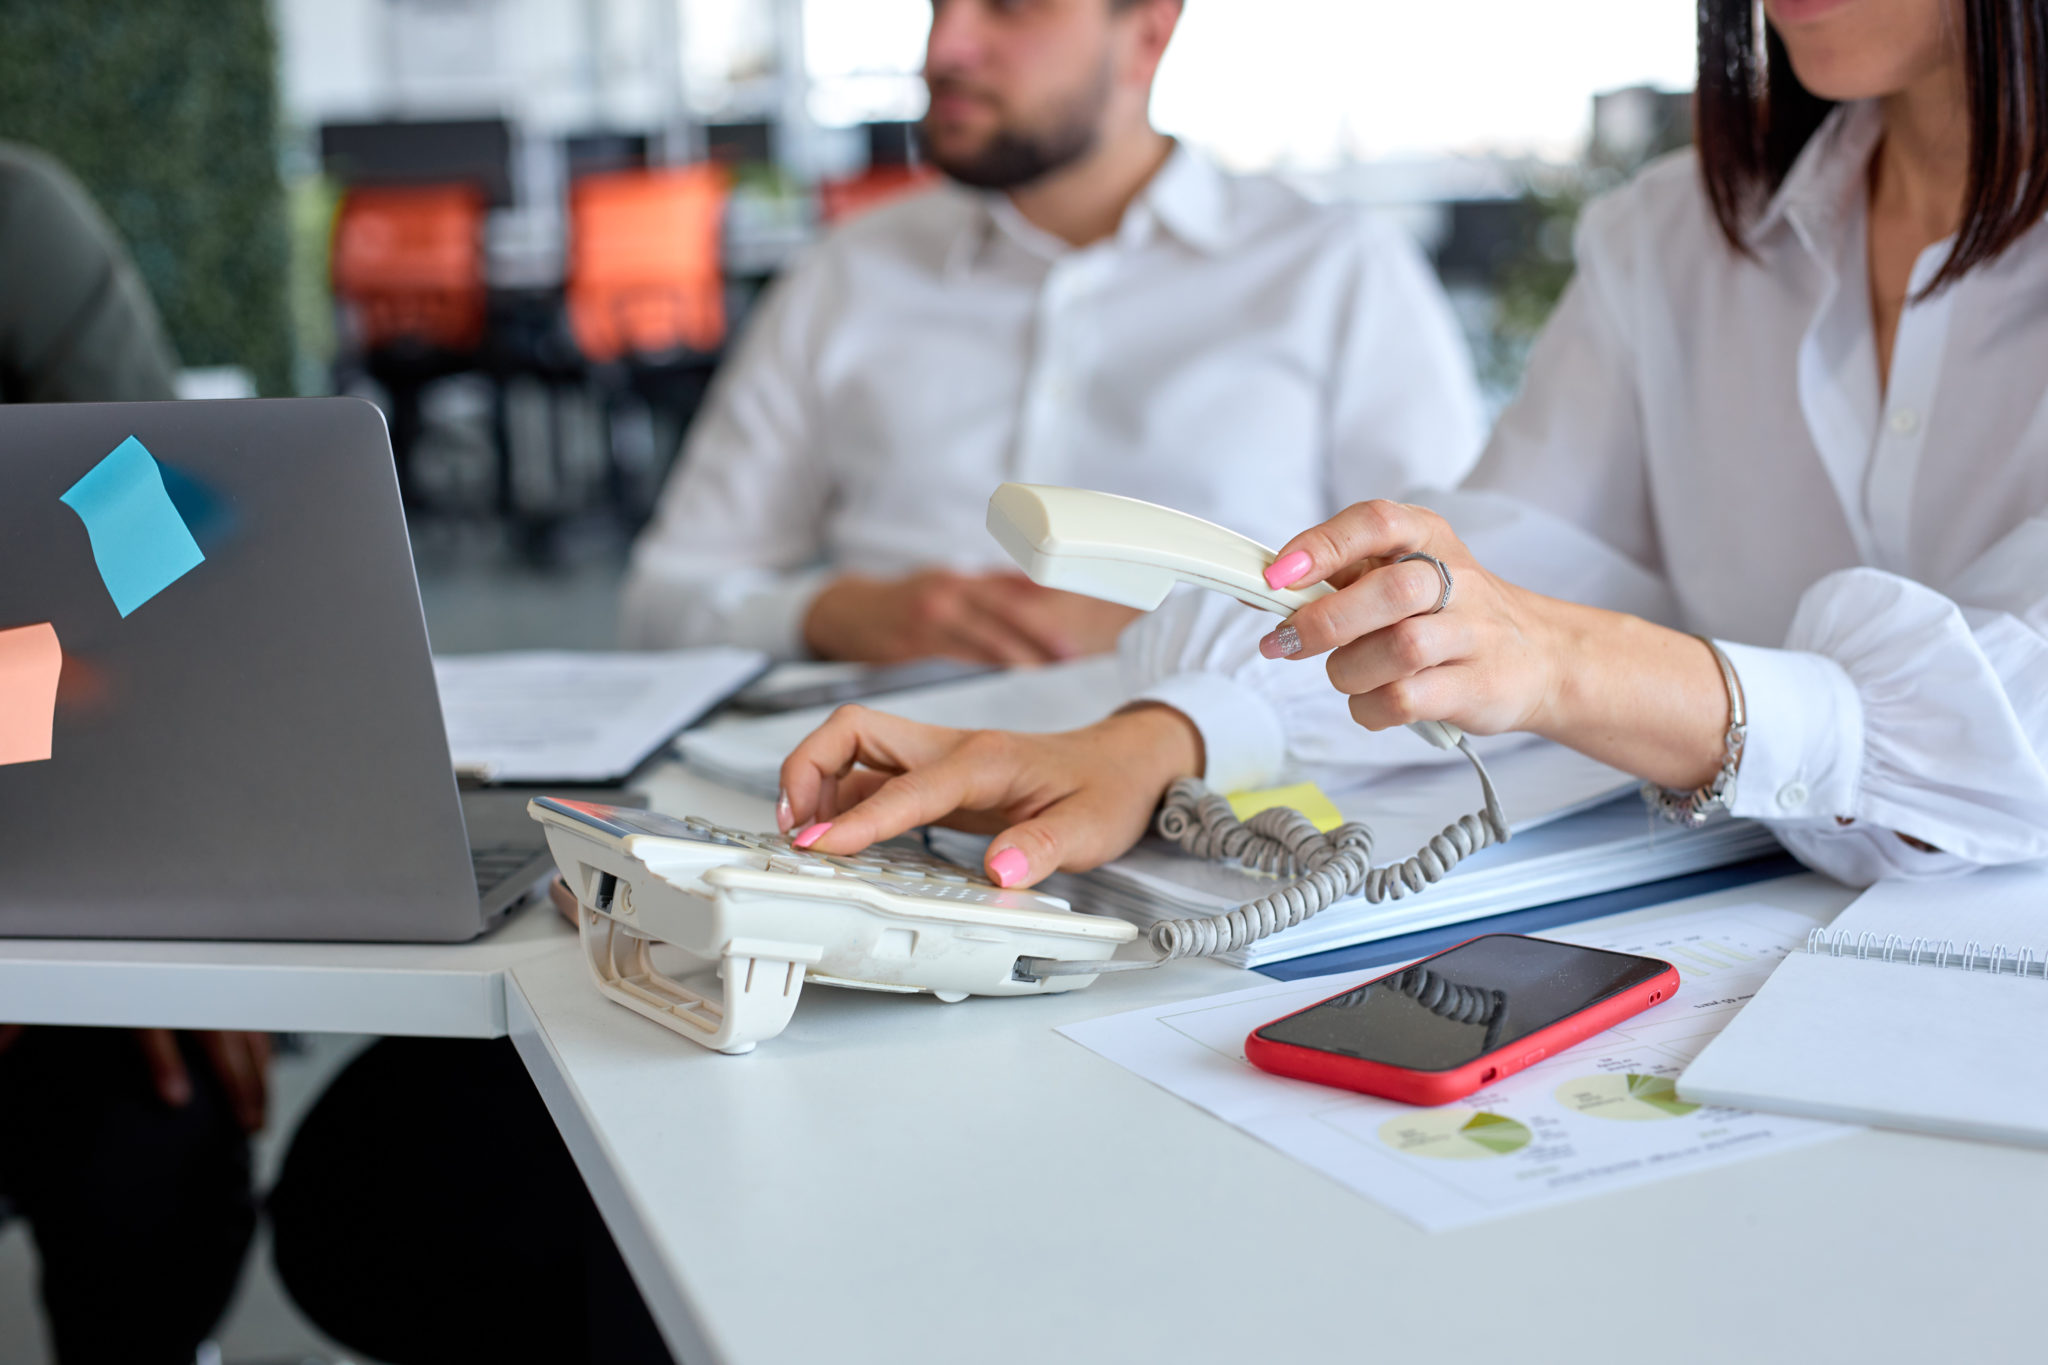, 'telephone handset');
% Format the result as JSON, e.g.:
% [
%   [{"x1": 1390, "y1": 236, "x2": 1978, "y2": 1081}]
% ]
[
  {"x1": 984, "y1": 482, "x2": 1463, "y2": 751},
  {"x1": 986, "y1": 483, "x2": 1508, "y2": 978}
]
